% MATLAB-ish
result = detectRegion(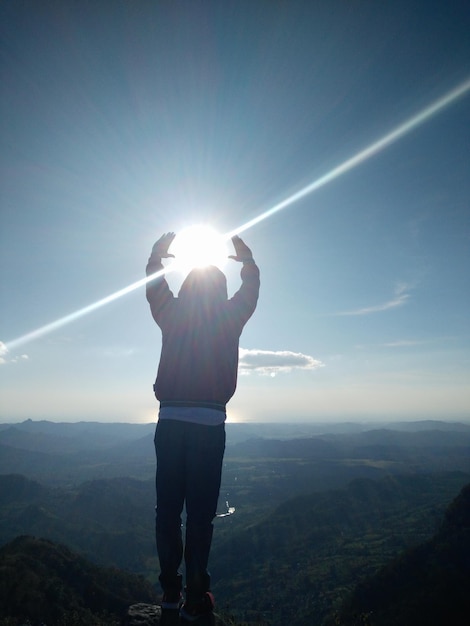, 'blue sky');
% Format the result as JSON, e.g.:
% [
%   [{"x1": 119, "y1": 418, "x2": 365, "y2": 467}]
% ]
[{"x1": 1, "y1": 1, "x2": 469, "y2": 423}]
